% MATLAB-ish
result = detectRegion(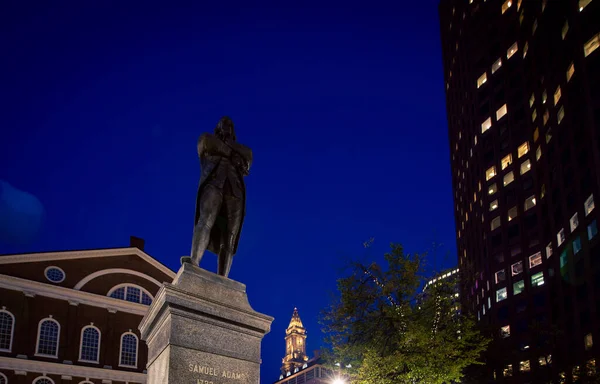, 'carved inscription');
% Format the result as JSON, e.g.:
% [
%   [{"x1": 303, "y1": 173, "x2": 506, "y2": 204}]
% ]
[{"x1": 189, "y1": 364, "x2": 247, "y2": 382}]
